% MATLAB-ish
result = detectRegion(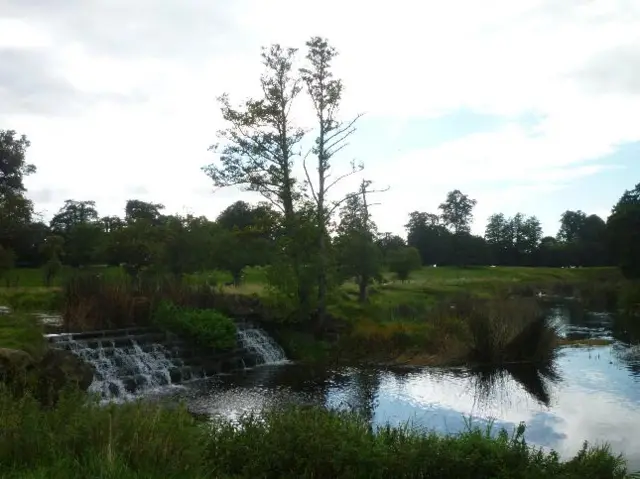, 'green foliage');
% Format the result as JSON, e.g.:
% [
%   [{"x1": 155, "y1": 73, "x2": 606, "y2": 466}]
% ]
[
  {"x1": 618, "y1": 280, "x2": 640, "y2": 316},
  {"x1": 153, "y1": 301, "x2": 237, "y2": 350},
  {"x1": 0, "y1": 246, "x2": 16, "y2": 284},
  {"x1": 0, "y1": 130, "x2": 35, "y2": 229},
  {"x1": 0, "y1": 288, "x2": 62, "y2": 312},
  {"x1": 387, "y1": 246, "x2": 422, "y2": 281},
  {"x1": 486, "y1": 213, "x2": 543, "y2": 266},
  {"x1": 0, "y1": 313, "x2": 45, "y2": 359},
  {"x1": 0, "y1": 388, "x2": 630, "y2": 478},
  {"x1": 439, "y1": 189, "x2": 477, "y2": 235},
  {"x1": 608, "y1": 183, "x2": 640, "y2": 279},
  {"x1": 0, "y1": 388, "x2": 207, "y2": 478}
]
